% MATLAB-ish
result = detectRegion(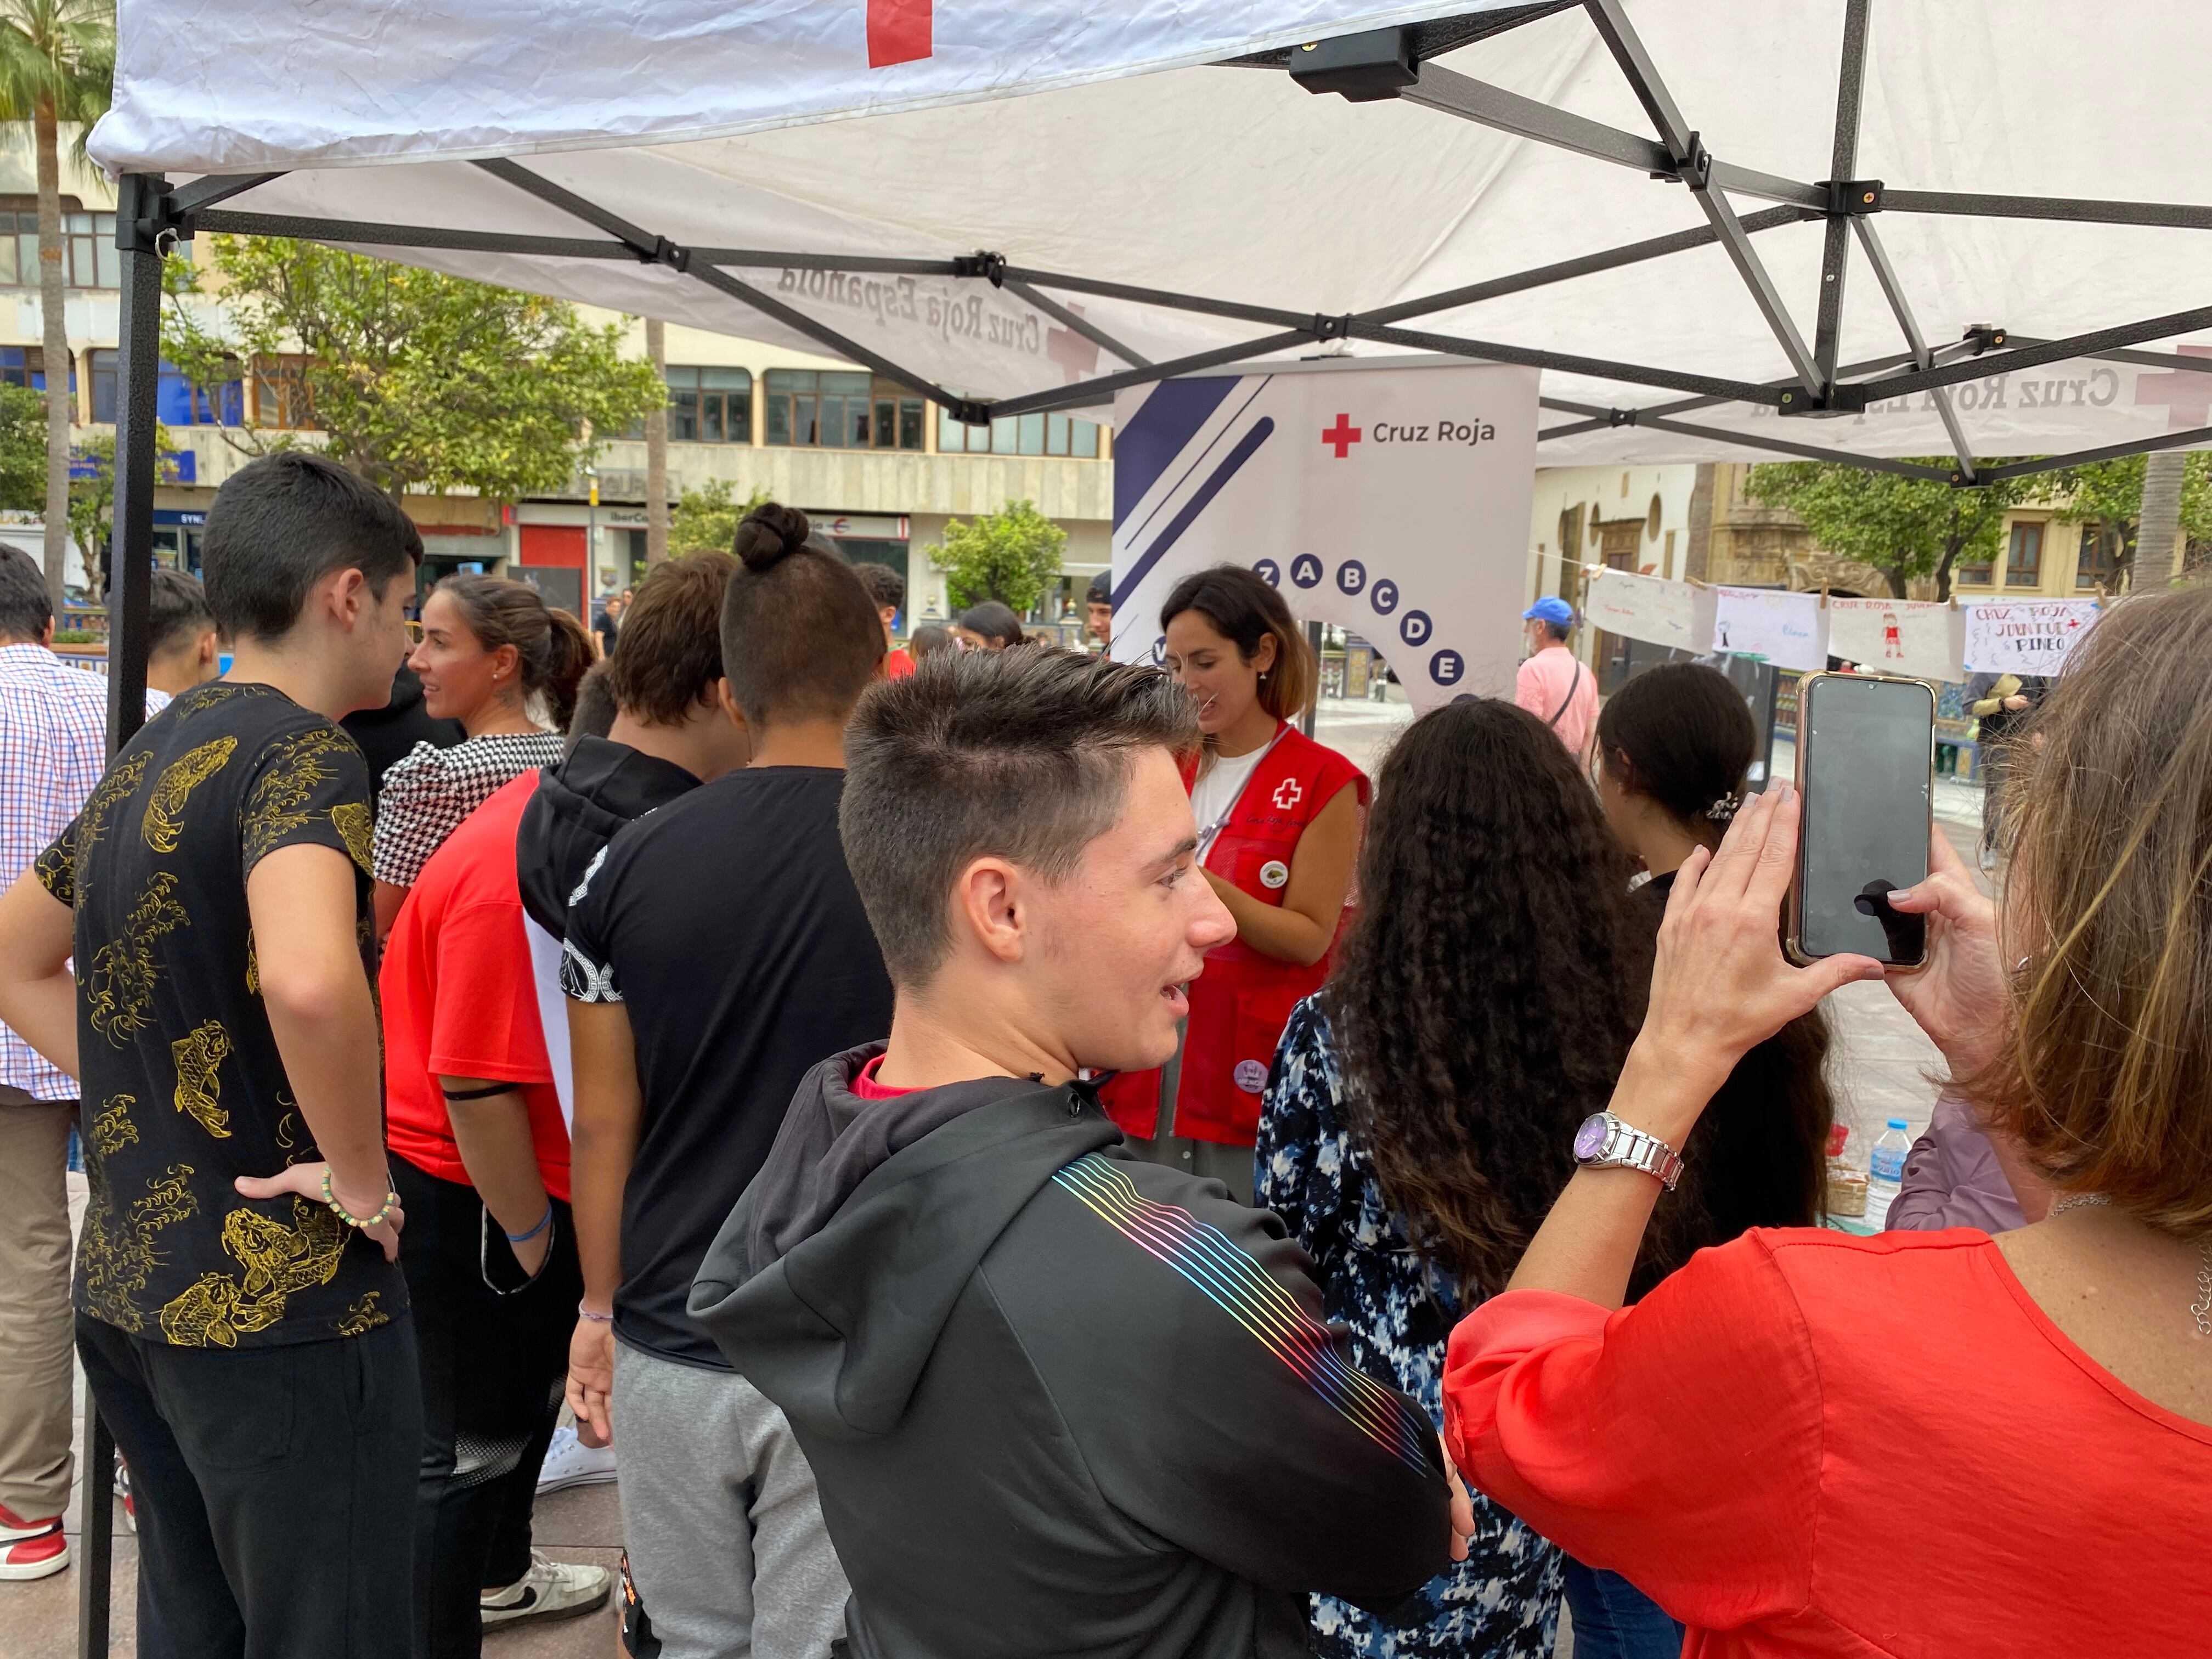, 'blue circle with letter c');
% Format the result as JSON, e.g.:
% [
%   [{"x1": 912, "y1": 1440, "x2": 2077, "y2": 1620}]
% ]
[
  {"x1": 1252, "y1": 558, "x2": 1281, "y2": 587},
  {"x1": 1399, "y1": 609, "x2": 1433, "y2": 647},
  {"x1": 1369, "y1": 578, "x2": 1399, "y2": 616}
]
